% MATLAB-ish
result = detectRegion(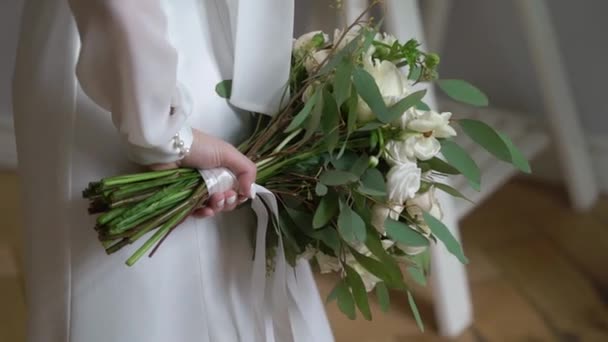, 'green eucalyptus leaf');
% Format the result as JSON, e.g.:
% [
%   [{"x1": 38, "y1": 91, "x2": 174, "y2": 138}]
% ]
[
  {"x1": 350, "y1": 247, "x2": 405, "y2": 289},
  {"x1": 331, "y1": 151, "x2": 358, "y2": 171},
  {"x1": 327, "y1": 283, "x2": 340, "y2": 303},
  {"x1": 408, "y1": 66, "x2": 422, "y2": 81},
  {"x1": 347, "y1": 86, "x2": 359, "y2": 134},
  {"x1": 352, "y1": 68, "x2": 390, "y2": 122},
  {"x1": 407, "y1": 266, "x2": 427, "y2": 286},
  {"x1": 336, "y1": 281, "x2": 357, "y2": 320},
  {"x1": 320, "y1": 170, "x2": 359, "y2": 186},
  {"x1": 440, "y1": 140, "x2": 481, "y2": 191},
  {"x1": 313, "y1": 192, "x2": 339, "y2": 228},
  {"x1": 345, "y1": 264, "x2": 372, "y2": 320},
  {"x1": 334, "y1": 60, "x2": 353, "y2": 107},
  {"x1": 321, "y1": 89, "x2": 340, "y2": 154},
  {"x1": 358, "y1": 168, "x2": 387, "y2": 196},
  {"x1": 385, "y1": 219, "x2": 429, "y2": 247},
  {"x1": 215, "y1": 80, "x2": 232, "y2": 98},
  {"x1": 357, "y1": 121, "x2": 385, "y2": 132},
  {"x1": 303, "y1": 90, "x2": 325, "y2": 141},
  {"x1": 284, "y1": 208, "x2": 314, "y2": 234},
  {"x1": 416, "y1": 101, "x2": 431, "y2": 111},
  {"x1": 458, "y1": 119, "x2": 512, "y2": 162},
  {"x1": 386, "y1": 90, "x2": 427, "y2": 122},
  {"x1": 423, "y1": 212, "x2": 469, "y2": 264},
  {"x1": 498, "y1": 132, "x2": 532, "y2": 173},
  {"x1": 427, "y1": 157, "x2": 460, "y2": 175},
  {"x1": 350, "y1": 154, "x2": 370, "y2": 177},
  {"x1": 433, "y1": 182, "x2": 474, "y2": 203},
  {"x1": 316, "y1": 227, "x2": 341, "y2": 254},
  {"x1": 437, "y1": 79, "x2": 489, "y2": 107},
  {"x1": 338, "y1": 203, "x2": 367, "y2": 243},
  {"x1": 375, "y1": 282, "x2": 390, "y2": 312},
  {"x1": 285, "y1": 89, "x2": 320, "y2": 132},
  {"x1": 407, "y1": 291, "x2": 425, "y2": 332}
]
